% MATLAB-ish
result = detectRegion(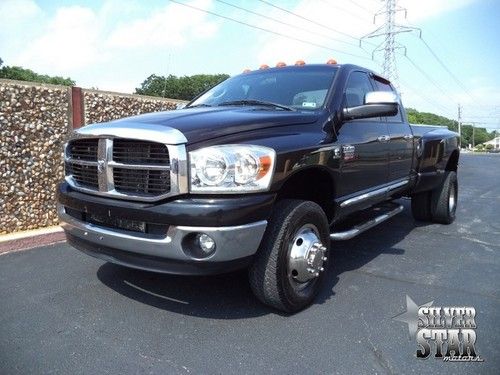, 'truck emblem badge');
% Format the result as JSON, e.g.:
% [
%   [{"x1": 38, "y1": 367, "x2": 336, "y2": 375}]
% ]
[
  {"x1": 342, "y1": 145, "x2": 355, "y2": 161},
  {"x1": 97, "y1": 159, "x2": 105, "y2": 173},
  {"x1": 332, "y1": 147, "x2": 341, "y2": 158}
]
